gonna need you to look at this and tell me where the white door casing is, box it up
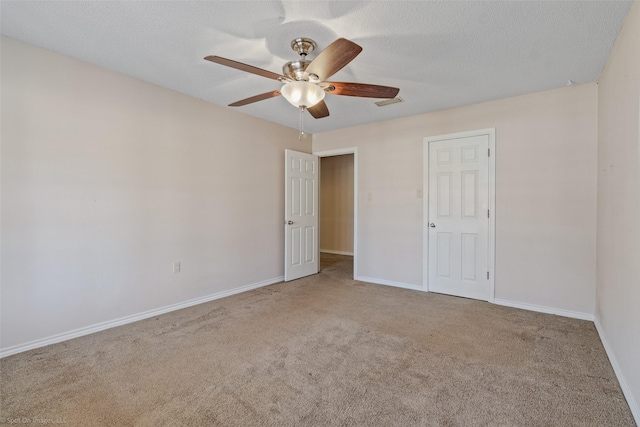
[423,129,495,301]
[285,149,319,281]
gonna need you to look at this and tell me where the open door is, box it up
[284,149,319,281]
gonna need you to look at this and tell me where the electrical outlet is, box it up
[173,262,181,273]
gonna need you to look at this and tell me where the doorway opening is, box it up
[315,148,358,278]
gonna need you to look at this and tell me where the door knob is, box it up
[429,223,436,228]
[287,220,294,225]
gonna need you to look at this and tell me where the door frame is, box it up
[313,147,358,278]
[422,129,496,302]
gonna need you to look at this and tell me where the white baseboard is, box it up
[0,276,284,359]
[594,316,640,425]
[355,276,423,292]
[320,249,354,256]
[493,299,594,321]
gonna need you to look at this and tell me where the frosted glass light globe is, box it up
[281,81,325,108]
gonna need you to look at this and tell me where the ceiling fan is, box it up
[204,37,400,120]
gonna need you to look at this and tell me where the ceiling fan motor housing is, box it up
[283,60,314,82]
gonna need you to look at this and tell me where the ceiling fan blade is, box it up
[306,38,363,82]
[307,100,330,119]
[228,90,281,107]
[204,55,284,81]
[327,82,399,98]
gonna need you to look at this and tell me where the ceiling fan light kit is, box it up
[204,37,399,137]
[280,81,325,108]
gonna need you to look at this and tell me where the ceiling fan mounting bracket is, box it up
[290,38,317,57]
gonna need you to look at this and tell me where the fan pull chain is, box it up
[299,106,305,140]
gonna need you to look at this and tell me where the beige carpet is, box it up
[1,254,635,426]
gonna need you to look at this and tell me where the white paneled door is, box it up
[426,133,491,300]
[284,149,319,281]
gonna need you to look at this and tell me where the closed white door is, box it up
[427,134,490,300]
[285,149,319,281]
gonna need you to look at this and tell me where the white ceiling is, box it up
[0,1,632,134]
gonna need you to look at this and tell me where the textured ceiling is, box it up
[0,1,633,133]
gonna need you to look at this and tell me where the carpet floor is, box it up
[1,254,635,426]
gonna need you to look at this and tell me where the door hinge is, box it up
[488,148,490,157]
[487,209,490,218]
[487,271,490,280]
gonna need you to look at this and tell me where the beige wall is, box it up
[313,83,598,316]
[596,0,640,419]
[3,21,638,418]
[0,37,310,352]
[320,154,354,255]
